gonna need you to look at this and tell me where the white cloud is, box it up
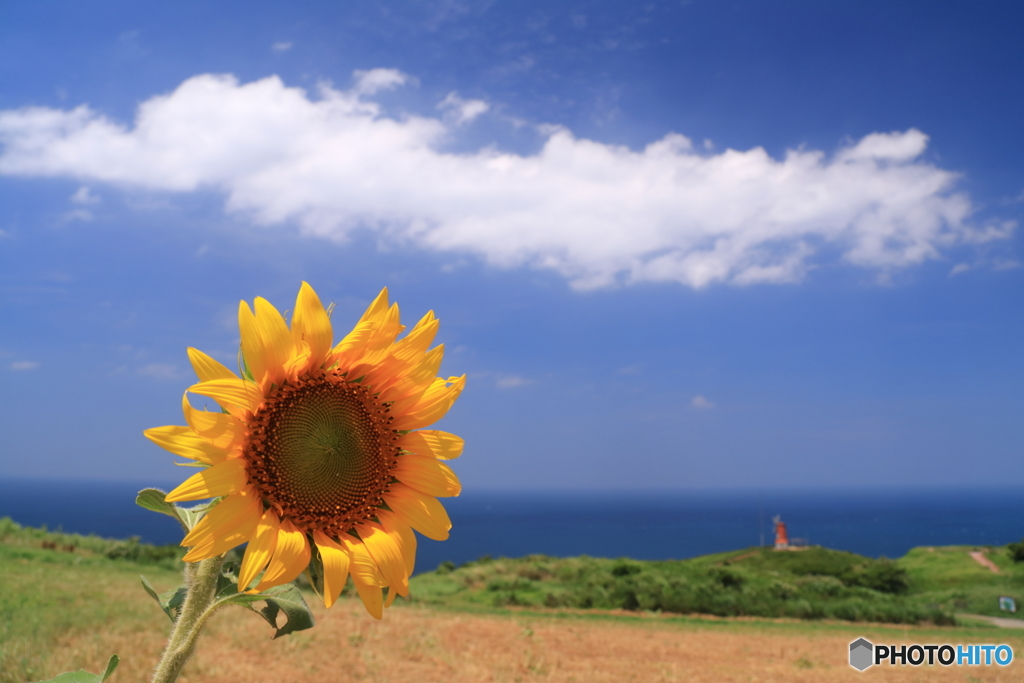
[949,263,970,276]
[271,42,292,53]
[496,375,532,388]
[70,185,99,204]
[10,361,40,370]
[0,71,1012,289]
[351,68,411,96]
[691,395,714,409]
[438,91,489,124]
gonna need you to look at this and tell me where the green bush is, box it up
[0,517,183,567]
[407,547,960,625]
[1008,539,1024,562]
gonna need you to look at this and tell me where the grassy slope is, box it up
[898,545,1024,618]
[0,541,182,683]
[408,544,1024,625]
[4,516,1024,681]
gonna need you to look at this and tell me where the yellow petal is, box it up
[239,298,294,387]
[187,348,238,382]
[378,509,417,577]
[165,457,248,502]
[254,519,311,592]
[312,530,351,609]
[358,288,391,326]
[358,304,404,359]
[399,430,464,460]
[238,509,281,591]
[357,522,409,596]
[291,282,333,371]
[333,301,404,373]
[352,352,405,393]
[181,393,245,451]
[378,345,444,402]
[187,378,261,418]
[391,374,465,431]
[384,484,452,541]
[341,535,385,619]
[330,289,389,364]
[144,425,231,465]
[181,491,260,561]
[394,454,461,497]
[391,312,438,364]
[253,296,293,384]
[238,301,267,386]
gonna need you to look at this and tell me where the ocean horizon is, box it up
[2,478,1023,575]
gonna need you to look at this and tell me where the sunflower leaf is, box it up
[259,584,316,639]
[135,488,179,520]
[173,503,207,531]
[216,557,242,597]
[216,583,315,638]
[135,488,203,531]
[34,655,119,682]
[141,575,187,622]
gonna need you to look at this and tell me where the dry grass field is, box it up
[46,598,1024,683]
[5,528,1022,683]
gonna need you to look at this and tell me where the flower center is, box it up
[244,371,399,536]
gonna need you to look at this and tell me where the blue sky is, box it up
[1,1,1022,490]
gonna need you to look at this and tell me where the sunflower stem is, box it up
[151,555,224,683]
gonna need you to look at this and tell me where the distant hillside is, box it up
[4,514,1022,626]
[409,544,1024,625]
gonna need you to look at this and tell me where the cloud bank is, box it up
[0,70,1010,288]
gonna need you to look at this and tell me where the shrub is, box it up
[1008,539,1024,562]
[103,537,182,564]
[707,567,745,588]
[845,558,909,594]
[611,560,642,577]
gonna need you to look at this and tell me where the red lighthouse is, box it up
[773,515,789,549]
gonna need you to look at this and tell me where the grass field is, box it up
[0,532,182,682]
[405,544,1024,625]
[4,519,1024,682]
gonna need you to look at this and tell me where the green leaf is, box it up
[260,584,316,638]
[135,488,179,521]
[135,488,209,531]
[35,655,119,683]
[218,584,315,638]
[140,575,165,615]
[174,503,208,531]
[140,575,187,622]
[215,556,242,597]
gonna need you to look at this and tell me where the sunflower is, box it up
[144,283,464,618]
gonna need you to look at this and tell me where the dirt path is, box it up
[54,600,1024,683]
[961,614,1024,629]
[970,550,1002,573]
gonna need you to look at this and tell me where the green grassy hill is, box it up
[3,514,1023,650]
[408,547,952,624]
[6,516,1024,683]
[408,543,1024,626]
[898,544,1024,618]
[0,518,185,683]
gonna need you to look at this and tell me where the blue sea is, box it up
[2,479,1023,575]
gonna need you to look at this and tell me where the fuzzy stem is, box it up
[151,556,224,683]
